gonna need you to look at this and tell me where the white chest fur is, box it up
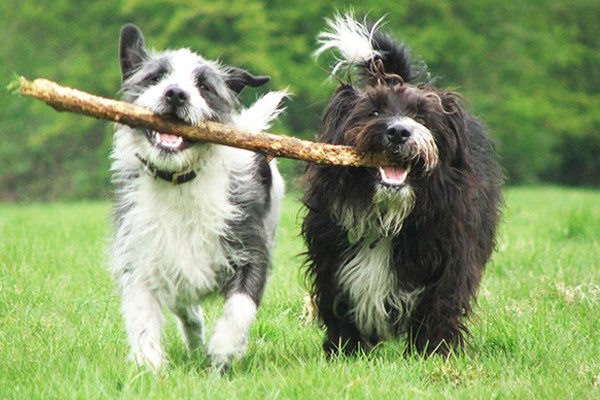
[337,236,422,339]
[110,147,252,306]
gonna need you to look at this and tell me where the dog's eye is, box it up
[199,83,212,93]
[370,110,380,117]
[146,70,166,85]
[196,77,213,94]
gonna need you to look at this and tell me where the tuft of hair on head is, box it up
[314,11,386,77]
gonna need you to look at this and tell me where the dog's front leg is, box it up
[407,294,466,357]
[119,273,165,370]
[319,293,373,357]
[206,291,259,370]
[207,262,266,370]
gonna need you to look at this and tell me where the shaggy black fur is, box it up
[302,22,503,357]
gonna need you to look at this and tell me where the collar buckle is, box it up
[135,153,197,185]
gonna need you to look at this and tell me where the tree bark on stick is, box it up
[16,77,395,167]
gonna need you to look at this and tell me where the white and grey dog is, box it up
[110,24,286,370]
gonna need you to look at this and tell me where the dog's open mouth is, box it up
[377,165,411,188]
[145,129,197,152]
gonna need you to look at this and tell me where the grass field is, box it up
[1,186,598,399]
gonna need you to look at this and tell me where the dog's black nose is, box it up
[386,123,412,145]
[164,85,189,107]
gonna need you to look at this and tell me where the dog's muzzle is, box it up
[164,85,190,108]
[374,121,416,188]
[386,121,412,149]
[375,118,438,189]
[140,85,203,152]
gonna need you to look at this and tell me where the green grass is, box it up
[1,187,598,399]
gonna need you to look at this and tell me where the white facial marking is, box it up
[388,116,438,171]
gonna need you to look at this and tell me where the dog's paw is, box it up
[128,347,166,372]
[323,335,372,358]
[206,331,248,371]
[206,351,235,373]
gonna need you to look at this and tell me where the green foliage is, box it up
[0,188,599,398]
[2,0,600,200]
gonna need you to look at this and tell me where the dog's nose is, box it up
[386,123,412,145]
[164,85,189,107]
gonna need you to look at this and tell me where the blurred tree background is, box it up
[1,0,599,200]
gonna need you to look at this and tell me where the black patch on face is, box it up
[140,59,169,87]
[120,56,173,103]
[194,65,237,118]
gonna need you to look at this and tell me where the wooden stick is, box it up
[15,77,393,167]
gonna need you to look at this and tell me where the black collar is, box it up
[135,154,197,185]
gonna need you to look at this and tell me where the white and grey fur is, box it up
[110,24,286,370]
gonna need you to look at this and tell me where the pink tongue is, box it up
[159,133,182,144]
[379,167,408,186]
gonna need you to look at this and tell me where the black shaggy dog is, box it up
[302,14,503,357]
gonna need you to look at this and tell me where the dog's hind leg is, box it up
[119,273,165,370]
[174,304,205,352]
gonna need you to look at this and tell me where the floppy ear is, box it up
[119,24,148,81]
[319,84,358,144]
[224,67,270,93]
[441,92,472,168]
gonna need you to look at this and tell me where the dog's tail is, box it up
[315,12,421,84]
[233,90,290,134]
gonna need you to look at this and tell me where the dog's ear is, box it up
[441,92,472,168]
[224,67,270,93]
[119,24,148,81]
[320,84,358,144]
